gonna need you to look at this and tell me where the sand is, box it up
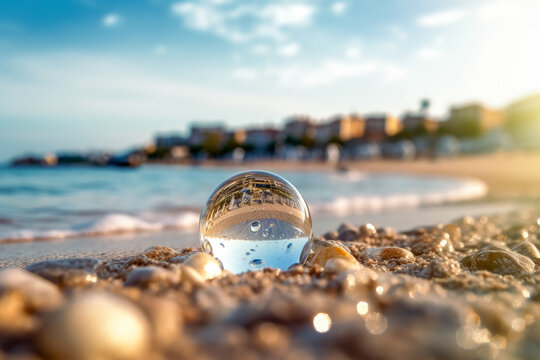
[202,151,540,200]
[1,211,539,359]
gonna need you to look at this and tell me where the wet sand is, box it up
[0,201,521,269]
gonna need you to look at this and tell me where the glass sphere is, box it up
[199,170,312,274]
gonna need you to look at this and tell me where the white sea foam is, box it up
[1,211,200,243]
[0,176,488,243]
[310,178,488,215]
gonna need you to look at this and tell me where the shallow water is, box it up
[0,165,487,242]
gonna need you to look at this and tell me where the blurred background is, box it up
[1,0,539,164]
[1,0,540,258]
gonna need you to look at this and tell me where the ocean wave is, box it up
[0,177,488,243]
[0,212,200,243]
[310,178,488,215]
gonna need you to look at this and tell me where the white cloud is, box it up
[270,60,380,87]
[416,48,439,60]
[417,9,467,27]
[331,2,347,15]
[345,44,361,59]
[261,4,315,27]
[171,1,316,43]
[232,68,258,81]
[278,43,300,57]
[102,13,121,27]
[382,64,407,82]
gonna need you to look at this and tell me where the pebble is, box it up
[441,224,463,248]
[363,247,414,261]
[510,242,540,263]
[0,268,62,311]
[169,255,190,264]
[124,266,180,288]
[359,223,378,237]
[39,292,151,360]
[137,296,182,348]
[26,258,102,288]
[324,257,361,273]
[461,246,535,276]
[180,265,205,286]
[308,243,358,268]
[143,245,178,261]
[184,252,223,280]
[337,223,360,241]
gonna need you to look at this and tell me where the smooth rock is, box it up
[461,246,535,275]
[137,296,182,348]
[184,252,222,280]
[324,257,361,273]
[308,243,357,268]
[359,223,378,237]
[338,223,360,242]
[363,247,414,261]
[26,258,102,288]
[124,266,180,288]
[0,269,62,311]
[39,292,151,360]
[180,265,205,286]
[143,245,178,261]
[511,242,540,263]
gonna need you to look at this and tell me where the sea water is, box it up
[199,171,313,273]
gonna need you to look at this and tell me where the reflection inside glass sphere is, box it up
[199,170,312,274]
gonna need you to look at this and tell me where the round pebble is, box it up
[184,252,222,280]
[39,292,151,360]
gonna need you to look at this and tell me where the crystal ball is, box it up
[199,170,312,274]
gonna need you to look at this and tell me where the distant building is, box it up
[363,114,400,142]
[401,112,438,133]
[189,124,227,146]
[280,115,316,142]
[155,134,188,148]
[315,114,364,144]
[244,128,280,149]
[448,103,503,135]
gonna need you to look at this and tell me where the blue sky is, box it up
[1,0,539,161]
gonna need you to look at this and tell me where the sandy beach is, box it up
[1,153,539,359]
[205,151,540,200]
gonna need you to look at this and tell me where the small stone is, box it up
[169,255,189,264]
[184,252,222,280]
[324,257,361,273]
[363,247,414,261]
[511,242,540,263]
[124,266,180,288]
[180,265,205,286]
[252,322,290,353]
[308,244,357,268]
[359,223,378,237]
[338,223,360,242]
[26,258,102,288]
[441,224,462,248]
[39,292,151,360]
[137,296,182,348]
[461,246,535,276]
[0,291,37,334]
[323,230,339,240]
[143,245,178,261]
[0,269,62,311]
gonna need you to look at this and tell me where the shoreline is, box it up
[185,151,540,200]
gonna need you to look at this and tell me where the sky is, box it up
[1,0,539,161]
